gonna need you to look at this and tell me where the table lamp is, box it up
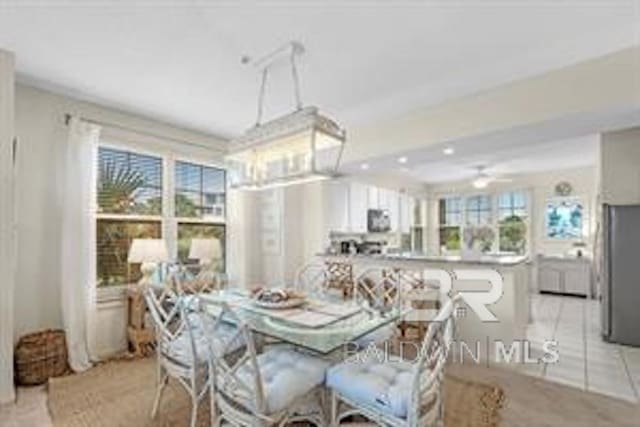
[128,238,169,287]
[188,238,222,271]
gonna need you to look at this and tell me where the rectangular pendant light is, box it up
[227,106,346,190]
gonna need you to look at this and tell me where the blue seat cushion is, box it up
[326,353,414,419]
[354,324,396,349]
[234,347,330,414]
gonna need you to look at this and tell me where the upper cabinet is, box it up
[324,180,349,232]
[399,193,412,233]
[324,180,425,235]
[349,182,368,232]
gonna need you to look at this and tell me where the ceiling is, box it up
[0,2,638,139]
[405,134,600,183]
[345,129,600,186]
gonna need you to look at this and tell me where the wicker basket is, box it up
[15,329,69,385]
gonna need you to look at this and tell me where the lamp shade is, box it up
[188,238,222,262]
[127,239,169,264]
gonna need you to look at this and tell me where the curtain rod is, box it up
[64,113,227,154]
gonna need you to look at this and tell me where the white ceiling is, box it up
[0,2,638,139]
[405,134,600,183]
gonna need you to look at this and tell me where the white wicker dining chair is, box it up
[144,287,214,427]
[208,301,330,427]
[352,266,404,349]
[327,297,458,427]
[295,261,356,300]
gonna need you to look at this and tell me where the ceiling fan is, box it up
[470,166,512,189]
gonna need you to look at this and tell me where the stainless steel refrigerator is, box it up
[602,204,640,346]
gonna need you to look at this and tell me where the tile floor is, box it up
[0,384,50,426]
[519,293,640,403]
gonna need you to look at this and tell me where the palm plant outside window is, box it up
[96,146,226,287]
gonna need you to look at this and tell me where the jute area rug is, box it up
[48,357,504,427]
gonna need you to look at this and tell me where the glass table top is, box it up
[198,289,403,355]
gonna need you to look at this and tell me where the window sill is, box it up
[96,285,129,303]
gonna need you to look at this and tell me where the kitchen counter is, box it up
[316,251,532,361]
[318,252,529,267]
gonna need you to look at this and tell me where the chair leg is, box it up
[190,392,198,427]
[209,378,216,427]
[330,391,338,427]
[150,373,168,419]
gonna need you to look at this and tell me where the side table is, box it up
[126,285,155,357]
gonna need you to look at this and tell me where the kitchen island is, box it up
[317,253,532,363]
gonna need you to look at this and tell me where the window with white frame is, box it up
[463,195,495,251]
[438,191,529,255]
[175,161,226,266]
[497,190,528,254]
[465,195,492,225]
[438,196,462,251]
[96,146,226,287]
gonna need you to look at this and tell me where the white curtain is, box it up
[60,117,101,372]
[0,49,15,404]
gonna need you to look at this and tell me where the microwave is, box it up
[367,209,391,233]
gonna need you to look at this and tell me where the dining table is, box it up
[198,288,406,355]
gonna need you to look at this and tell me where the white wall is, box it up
[13,84,227,350]
[232,182,328,288]
[600,127,640,204]
[426,166,599,257]
[0,48,15,404]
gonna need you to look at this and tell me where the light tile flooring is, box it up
[519,293,640,403]
[0,384,50,427]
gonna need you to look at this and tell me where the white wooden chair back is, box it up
[294,262,329,296]
[145,288,202,374]
[205,301,268,418]
[354,267,403,312]
[408,297,456,426]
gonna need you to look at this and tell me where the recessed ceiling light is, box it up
[443,147,455,155]
[398,156,408,164]
[360,163,370,170]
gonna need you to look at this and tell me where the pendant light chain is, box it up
[290,47,303,111]
[255,67,269,127]
[254,41,304,126]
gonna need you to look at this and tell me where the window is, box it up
[97,219,161,286]
[465,195,492,225]
[437,191,529,255]
[175,161,226,271]
[497,191,528,254]
[410,198,425,253]
[98,148,163,215]
[96,147,163,286]
[96,146,227,287]
[438,197,462,251]
[177,223,226,264]
[175,161,226,220]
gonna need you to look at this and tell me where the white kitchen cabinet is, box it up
[537,256,592,297]
[324,181,349,232]
[348,182,368,232]
[538,265,562,293]
[367,186,379,209]
[382,189,399,231]
[399,194,412,233]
